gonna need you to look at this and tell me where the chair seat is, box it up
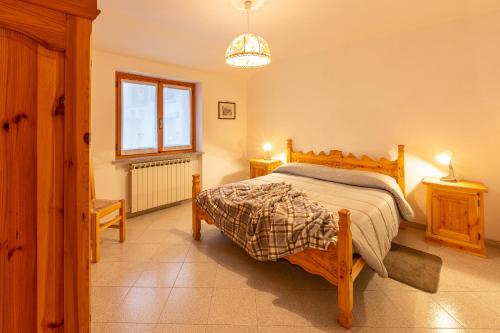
[91,199,121,213]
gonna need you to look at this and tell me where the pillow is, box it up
[273,162,415,221]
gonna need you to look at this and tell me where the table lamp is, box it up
[436,150,457,182]
[263,142,272,160]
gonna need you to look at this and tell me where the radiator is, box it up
[130,158,193,213]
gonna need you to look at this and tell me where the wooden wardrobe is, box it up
[0,1,98,332]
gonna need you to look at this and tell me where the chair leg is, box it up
[119,199,126,242]
[91,214,100,263]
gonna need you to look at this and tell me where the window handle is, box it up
[159,119,163,129]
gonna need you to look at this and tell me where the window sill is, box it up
[112,151,204,165]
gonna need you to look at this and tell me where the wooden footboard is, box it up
[191,174,363,329]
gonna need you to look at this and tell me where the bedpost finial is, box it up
[396,146,405,195]
[338,209,352,230]
[287,139,292,149]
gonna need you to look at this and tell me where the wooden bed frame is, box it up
[191,139,405,328]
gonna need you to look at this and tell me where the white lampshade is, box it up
[263,142,272,152]
[436,150,457,182]
[225,33,271,68]
[436,150,453,165]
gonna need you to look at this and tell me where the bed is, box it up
[191,139,410,328]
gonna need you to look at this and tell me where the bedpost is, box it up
[192,174,201,240]
[337,209,353,328]
[397,144,405,195]
[286,139,292,163]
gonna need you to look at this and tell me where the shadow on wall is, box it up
[404,152,447,223]
[220,170,249,185]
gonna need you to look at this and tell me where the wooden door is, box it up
[431,189,480,245]
[0,27,65,332]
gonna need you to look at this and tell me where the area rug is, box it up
[383,243,443,293]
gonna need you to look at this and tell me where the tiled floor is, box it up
[92,201,500,333]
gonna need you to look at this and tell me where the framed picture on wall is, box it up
[218,101,236,119]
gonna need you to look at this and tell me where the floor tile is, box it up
[469,291,500,315]
[208,288,257,325]
[135,263,182,287]
[433,292,500,328]
[91,322,107,333]
[152,244,190,263]
[108,287,171,323]
[159,288,213,324]
[214,263,256,289]
[103,323,156,332]
[163,229,193,245]
[174,263,218,287]
[134,229,175,243]
[299,290,341,327]
[207,325,258,333]
[185,244,220,263]
[93,261,152,287]
[384,291,462,328]
[100,242,160,262]
[91,286,129,322]
[154,324,207,333]
[256,290,310,326]
[352,291,410,327]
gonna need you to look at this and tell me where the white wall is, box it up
[91,50,248,207]
[247,12,500,240]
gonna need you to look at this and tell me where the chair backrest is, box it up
[90,157,96,201]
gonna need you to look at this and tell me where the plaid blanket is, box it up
[196,182,338,261]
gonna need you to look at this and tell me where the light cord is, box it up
[245,0,252,32]
[246,7,250,32]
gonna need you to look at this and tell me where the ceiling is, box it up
[93,0,500,75]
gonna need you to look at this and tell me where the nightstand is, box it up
[249,159,282,178]
[422,177,488,257]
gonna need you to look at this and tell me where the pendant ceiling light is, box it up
[226,0,271,68]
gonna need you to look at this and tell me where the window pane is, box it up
[121,81,157,152]
[163,86,191,149]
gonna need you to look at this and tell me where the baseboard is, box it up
[126,199,189,218]
[486,238,500,247]
[401,221,426,230]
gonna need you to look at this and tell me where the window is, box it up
[116,72,196,158]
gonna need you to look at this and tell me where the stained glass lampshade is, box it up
[225,33,271,68]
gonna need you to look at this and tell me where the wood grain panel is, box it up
[0,28,38,333]
[0,0,66,51]
[287,139,406,194]
[36,45,65,332]
[64,15,92,333]
[22,0,99,20]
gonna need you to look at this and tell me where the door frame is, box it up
[0,1,98,331]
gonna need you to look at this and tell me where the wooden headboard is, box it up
[286,139,406,194]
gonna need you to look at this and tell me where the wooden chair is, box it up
[90,161,126,263]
